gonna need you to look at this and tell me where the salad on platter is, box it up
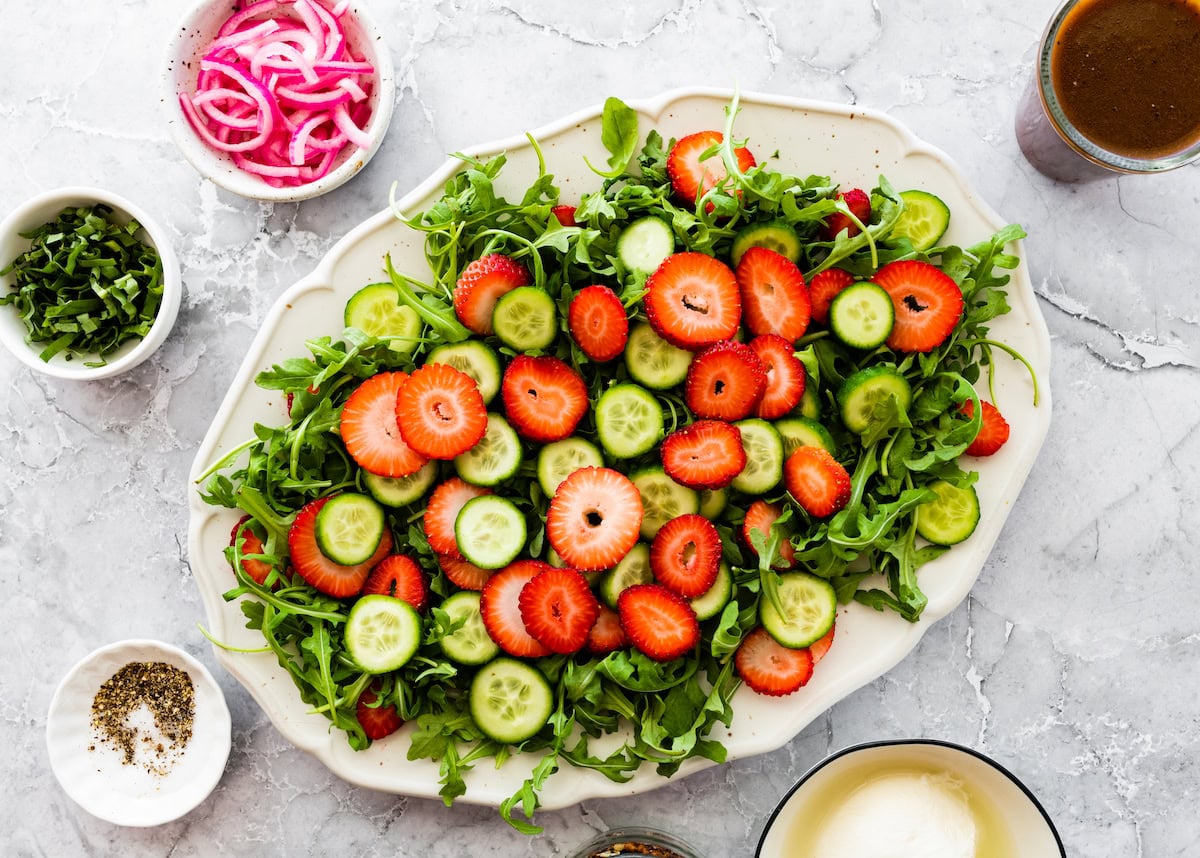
[196,94,1037,832]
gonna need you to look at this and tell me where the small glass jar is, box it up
[569,826,702,858]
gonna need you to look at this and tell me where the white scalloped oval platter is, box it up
[187,87,1052,810]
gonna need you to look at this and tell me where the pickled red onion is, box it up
[180,0,376,188]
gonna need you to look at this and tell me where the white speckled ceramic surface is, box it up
[4,1,1199,855]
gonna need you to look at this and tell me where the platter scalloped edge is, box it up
[186,87,1053,810]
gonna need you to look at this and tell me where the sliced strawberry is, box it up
[684,339,767,421]
[479,560,553,658]
[501,354,589,443]
[872,260,964,353]
[453,254,531,335]
[643,253,741,351]
[734,246,811,343]
[961,399,1011,457]
[617,583,700,662]
[551,204,578,227]
[820,188,872,241]
[660,419,747,490]
[749,334,806,419]
[438,553,492,591]
[586,604,627,655]
[808,622,835,666]
[666,130,756,208]
[735,626,814,696]
[395,363,488,459]
[568,285,629,363]
[808,268,856,326]
[288,496,394,597]
[423,478,491,559]
[546,467,643,572]
[784,446,852,518]
[741,499,796,569]
[518,566,601,655]
[229,516,274,586]
[340,372,430,478]
[363,554,428,611]
[649,513,721,598]
[356,683,403,740]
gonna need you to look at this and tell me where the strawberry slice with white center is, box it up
[649,513,721,598]
[288,496,394,597]
[395,363,488,459]
[340,372,430,478]
[617,583,700,662]
[871,260,964,353]
[517,566,601,654]
[666,130,756,208]
[660,419,747,490]
[546,467,643,571]
[501,354,589,443]
[684,339,767,421]
[734,246,811,343]
[479,560,553,658]
[784,446,852,518]
[735,626,815,696]
[643,253,742,351]
[453,254,530,335]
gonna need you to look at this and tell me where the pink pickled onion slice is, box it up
[216,0,284,37]
[207,19,281,54]
[336,77,366,102]
[332,101,372,148]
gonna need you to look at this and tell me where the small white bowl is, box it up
[756,739,1065,857]
[162,0,396,202]
[0,187,182,380]
[46,639,232,827]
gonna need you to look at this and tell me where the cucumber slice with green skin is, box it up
[775,417,836,456]
[595,383,664,458]
[362,460,438,508]
[892,190,951,252]
[537,437,604,497]
[759,572,837,649]
[599,543,653,609]
[454,495,527,569]
[492,285,558,352]
[731,418,784,495]
[829,281,895,350]
[454,413,522,487]
[345,595,422,673]
[314,492,386,565]
[837,365,913,434]
[729,219,802,267]
[915,480,980,545]
[427,341,502,405]
[698,487,728,520]
[344,283,422,354]
[617,216,674,276]
[631,467,699,540]
[625,322,693,391]
[799,386,821,420]
[469,657,554,745]
[438,591,500,665]
[690,561,733,621]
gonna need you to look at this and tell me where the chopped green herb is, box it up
[0,204,164,365]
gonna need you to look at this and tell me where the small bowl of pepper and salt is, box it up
[0,186,181,380]
[45,639,231,827]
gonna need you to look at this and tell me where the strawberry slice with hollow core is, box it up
[871,260,964,353]
[660,419,747,491]
[501,354,590,443]
[644,252,742,351]
[649,513,722,598]
[684,339,767,421]
[395,362,488,459]
[546,467,643,572]
[735,246,811,343]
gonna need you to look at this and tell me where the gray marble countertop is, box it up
[3,1,1197,855]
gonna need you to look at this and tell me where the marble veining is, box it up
[2,0,1199,855]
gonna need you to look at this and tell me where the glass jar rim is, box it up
[1036,0,1200,174]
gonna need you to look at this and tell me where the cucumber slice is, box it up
[438,591,500,665]
[625,322,693,391]
[617,216,674,276]
[775,417,836,456]
[455,495,526,569]
[469,657,554,745]
[344,283,422,354]
[892,190,951,252]
[690,561,733,621]
[537,437,604,497]
[427,341,502,405]
[492,285,557,352]
[915,480,980,545]
[599,543,653,609]
[454,413,522,487]
[731,418,784,495]
[362,460,438,508]
[314,493,386,565]
[759,572,837,649]
[799,385,821,420]
[829,281,895,350]
[595,383,664,458]
[729,219,802,267]
[345,595,422,673]
[698,487,728,520]
[631,467,699,540]
[837,365,912,434]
